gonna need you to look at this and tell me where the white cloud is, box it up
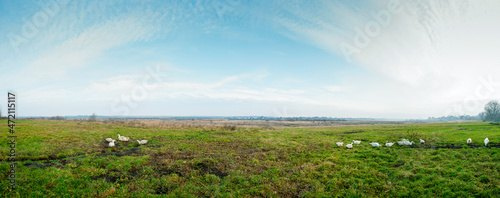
[268,0,500,116]
[324,85,345,92]
[23,15,160,82]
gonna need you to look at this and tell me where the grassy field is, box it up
[1,119,499,197]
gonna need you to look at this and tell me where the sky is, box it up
[1,0,500,119]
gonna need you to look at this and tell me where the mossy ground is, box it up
[1,120,499,197]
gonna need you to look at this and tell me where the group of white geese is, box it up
[104,135,491,149]
[105,134,148,147]
[338,137,490,149]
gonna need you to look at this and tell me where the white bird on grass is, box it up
[484,138,489,146]
[137,140,148,145]
[352,140,361,145]
[398,139,409,145]
[467,138,472,144]
[118,134,130,142]
[386,141,394,147]
[106,138,114,142]
[420,139,425,144]
[370,142,382,147]
[109,140,116,147]
[346,143,353,149]
[336,142,344,147]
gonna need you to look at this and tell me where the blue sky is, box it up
[1,0,500,119]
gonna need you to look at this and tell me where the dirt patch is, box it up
[98,147,141,157]
[24,161,57,169]
[92,169,142,183]
[393,162,405,168]
[193,162,228,178]
[423,143,500,150]
[155,187,169,194]
[92,175,119,183]
[343,130,365,134]
[156,167,184,177]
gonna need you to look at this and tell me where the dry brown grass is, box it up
[97,119,239,131]
[91,119,406,130]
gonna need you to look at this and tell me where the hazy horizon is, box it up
[2,0,500,119]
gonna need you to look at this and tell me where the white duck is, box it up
[370,142,382,147]
[109,140,116,147]
[467,138,472,144]
[403,141,415,146]
[484,138,489,146]
[118,134,130,142]
[352,140,361,145]
[336,142,344,147]
[420,139,425,144]
[106,138,114,142]
[137,140,148,145]
[386,141,394,147]
[346,143,353,149]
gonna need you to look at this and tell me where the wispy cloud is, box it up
[267,0,500,115]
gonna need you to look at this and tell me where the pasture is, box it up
[1,120,499,197]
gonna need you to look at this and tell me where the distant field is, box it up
[1,120,499,197]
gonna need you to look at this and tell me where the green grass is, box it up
[1,120,499,197]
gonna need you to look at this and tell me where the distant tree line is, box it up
[427,115,480,121]
[48,116,66,120]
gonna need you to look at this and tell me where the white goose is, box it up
[467,138,472,144]
[118,134,130,142]
[106,138,114,142]
[403,141,415,146]
[137,140,148,145]
[346,143,353,149]
[352,140,361,145]
[109,140,116,147]
[336,142,344,147]
[398,139,408,145]
[484,138,489,146]
[370,142,382,147]
[385,141,394,147]
[420,139,425,144]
